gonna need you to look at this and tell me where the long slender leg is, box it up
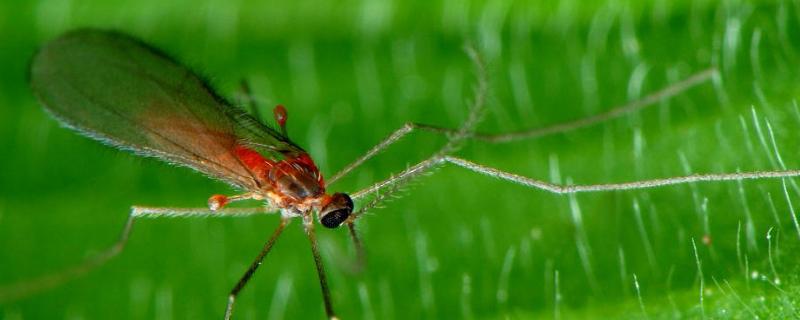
[350,154,800,216]
[345,221,365,273]
[328,68,717,185]
[224,218,289,320]
[475,68,717,142]
[0,213,135,302]
[442,156,800,194]
[351,156,442,201]
[303,214,338,320]
[327,46,486,185]
[0,206,275,302]
[135,205,275,218]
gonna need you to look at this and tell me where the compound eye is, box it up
[319,193,353,228]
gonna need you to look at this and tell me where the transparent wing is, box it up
[30,29,305,190]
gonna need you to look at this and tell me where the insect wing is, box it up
[30,29,304,190]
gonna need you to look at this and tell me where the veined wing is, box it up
[30,29,304,190]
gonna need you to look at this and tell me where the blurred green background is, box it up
[2,0,800,319]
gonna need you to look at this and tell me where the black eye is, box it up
[319,193,353,228]
[320,208,350,228]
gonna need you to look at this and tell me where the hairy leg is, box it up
[344,221,365,273]
[0,206,275,302]
[351,155,800,215]
[225,217,288,320]
[328,68,717,185]
[303,214,338,319]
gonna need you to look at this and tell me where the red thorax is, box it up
[234,144,325,205]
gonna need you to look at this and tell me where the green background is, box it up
[2,0,800,318]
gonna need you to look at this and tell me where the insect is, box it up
[5,28,800,319]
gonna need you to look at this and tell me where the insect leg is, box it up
[0,206,274,302]
[441,156,800,193]
[344,221,365,273]
[351,156,442,202]
[326,122,420,184]
[328,68,716,185]
[224,218,289,320]
[467,68,717,143]
[0,213,135,302]
[208,193,261,211]
[328,46,487,185]
[302,214,338,320]
[350,155,800,216]
[134,206,276,217]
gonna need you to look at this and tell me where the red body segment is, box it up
[233,144,325,207]
[234,145,274,180]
